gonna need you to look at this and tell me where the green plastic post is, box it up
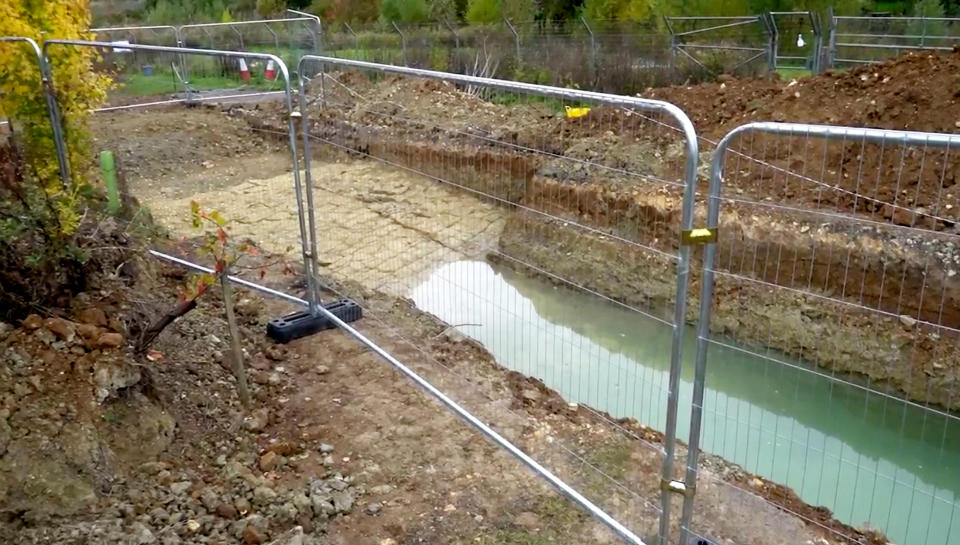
[100,150,120,215]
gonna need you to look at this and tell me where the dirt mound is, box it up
[646,49,960,140]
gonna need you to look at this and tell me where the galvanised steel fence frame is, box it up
[663,15,773,75]
[0,36,70,188]
[827,14,960,67]
[296,55,700,545]
[40,39,314,306]
[686,122,960,545]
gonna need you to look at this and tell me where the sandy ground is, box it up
[144,160,505,297]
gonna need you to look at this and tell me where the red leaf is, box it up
[214,261,224,274]
[217,228,227,244]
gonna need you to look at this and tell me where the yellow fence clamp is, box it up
[565,106,591,118]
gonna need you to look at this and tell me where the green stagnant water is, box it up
[410,260,960,545]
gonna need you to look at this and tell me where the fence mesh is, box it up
[832,16,960,66]
[294,57,710,543]
[689,124,960,545]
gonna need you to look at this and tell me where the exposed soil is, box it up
[12,50,960,545]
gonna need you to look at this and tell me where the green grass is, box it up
[776,67,813,80]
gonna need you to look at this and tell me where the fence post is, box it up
[826,7,837,69]
[808,10,821,74]
[504,17,521,63]
[763,12,779,72]
[580,16,597,83]
[391,21,408,65]
[343,22,361,57]
[262,22,280,51]
[664,16,678,75]
[231,26,244,49]
[441,17,460,50]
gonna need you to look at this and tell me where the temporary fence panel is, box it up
[41,39,310,301]
[684,122,960,545]
[293,55,714,545]
[177,18,320,87]
[0,36,69,188]
[664,15,772,78]
[829,15,960,66]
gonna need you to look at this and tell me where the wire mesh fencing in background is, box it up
[663,16,772,79]
[829,15,960,66]
[685,122,960,545]
[768,11,824,74]
[295,56,711,545]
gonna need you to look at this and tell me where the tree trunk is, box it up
[220,270,251,408]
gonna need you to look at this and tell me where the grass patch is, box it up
[589,441,632,481]
[776,67,813,80]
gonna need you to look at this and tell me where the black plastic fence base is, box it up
[266,299,362,344]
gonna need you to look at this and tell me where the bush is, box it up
[0,1,112,318]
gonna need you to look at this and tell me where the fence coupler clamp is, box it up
[681,227,717,246]
[661,478,695,496]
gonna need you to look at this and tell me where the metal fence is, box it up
[828,14,960,66]
[89,17,319,104]
[0,37,69,187]
[295,55,702,545]
[687,122,960,545]
[11,32,960,545]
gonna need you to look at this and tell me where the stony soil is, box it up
[13,54,960,545]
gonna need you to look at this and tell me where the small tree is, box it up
[189,202,253,408]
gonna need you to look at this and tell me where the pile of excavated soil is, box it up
[645,49,960,140]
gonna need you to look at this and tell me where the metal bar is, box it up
[179,17,316,30]
[835,42,955,51]
[391,21,407,65]
[92,91,285,112]
[43,39,318,314]
[0,37,70,190]
[580,16,596,82]
[343,23,360,53]
[671,18,762,37]
[147,249,649,545]
[834,32,960,40]
[827,6,837,70]
[835,15,960,22]
[297,54,700,545]
[666,16,762,21]
[678,44,767,52]
[440,17,460,50]
[262,22,280,51]
[678,121,960,545]
[726,49,768,72]
[230,26,244,50]
[503,17,521,62]
[91,24,179,33]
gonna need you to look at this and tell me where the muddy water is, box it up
[411,260,960,545]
